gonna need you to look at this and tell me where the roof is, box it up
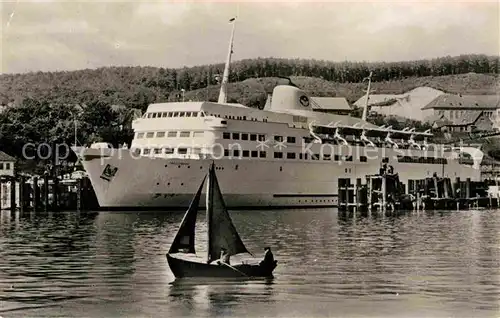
[0,151,15,162]
[310,97,351,111]
[422,94,500,110]
[427,113,452,128]
[440,110,491,127]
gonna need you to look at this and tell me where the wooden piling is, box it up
[52,177,59,212]
[10,179,16,212]
[43,174,49,212]
[33,177,40,211]
[19,176,25,212]
[466,178,471,200]
[77,178,83,211]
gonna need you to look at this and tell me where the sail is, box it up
[168,175,206,254]
[206,164,250,263]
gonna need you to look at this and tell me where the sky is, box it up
[1,0,499,74]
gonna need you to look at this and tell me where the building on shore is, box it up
[0,151,17,210]
[0,151,15,177]
[310,97,352,116]
[422,94,500,124]
[433,110,495,132]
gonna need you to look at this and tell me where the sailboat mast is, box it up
[361,71,373,121]
[217,17,236,104]
[206,164,214,263]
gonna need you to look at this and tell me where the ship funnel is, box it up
[268,85,313,112]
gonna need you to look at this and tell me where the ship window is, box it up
[243,150,250,157]
[232,133,240,140]
[233,150,240,157]
[136,132,144,139]
[274,152,283,159]
[345,156,353,161]
[0,163,3,169]
[251,150,258,158]
[177,148,188,154]
[185,112,192,117]
[221,120,227,124]
[223,132,231,139]
[274,136,283,142]
[156,132,165,138]
[323,154,331,160]
[287,136,296,143]
[224,149,230,157]
[258,134,266,141]
[241,133,248,140]
[146,132,154,138]
[179,131,190,138]
[152,113,157,118]
[250,134,257,141]
[193,131,204,137]
[200,112,205,117]
[167,112,173,117]
[243,116,247,120]
[162,112,168,117]
[259,151,266,158]
[143,149,150,155]
[299,153,303,159]
[173,112,179,117]
[360,156,367,162]
[179,112,186,117]
[287,152,296,159]
[334,155,340,161]
[154,148,161,154]
[147,113,152,118]
[133,148,141,155]
[167,131,177,137]
[164,147,174,154]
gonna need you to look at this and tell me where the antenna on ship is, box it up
[217,16,237,104]
[361,71,373,121]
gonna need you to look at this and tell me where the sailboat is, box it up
[166,163,278,278]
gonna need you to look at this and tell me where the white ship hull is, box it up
[77,147,481,209]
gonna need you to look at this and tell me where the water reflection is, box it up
[0,209,499,317]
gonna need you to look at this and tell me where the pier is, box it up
[0,174,98,212]
[338,174,498,215]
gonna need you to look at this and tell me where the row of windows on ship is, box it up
[134,130,431,151]
[134,147,448,164]
[135,131,294,143]
[143,110,281,123]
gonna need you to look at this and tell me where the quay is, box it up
[338,173,499,215]
[0,174,98,212]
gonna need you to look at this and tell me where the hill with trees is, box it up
[0,54,498,174]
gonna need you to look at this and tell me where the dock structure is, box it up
[338,173,497,214]
[0,174,98,212]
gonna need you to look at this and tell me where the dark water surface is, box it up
[0,209,499,317]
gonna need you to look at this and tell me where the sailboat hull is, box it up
[166,254,277,279]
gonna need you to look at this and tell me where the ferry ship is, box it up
[74,19,484,209]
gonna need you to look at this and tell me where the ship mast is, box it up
[217,17,237,104]
[361,71,373,121]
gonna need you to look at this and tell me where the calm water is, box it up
[0,209,499,317]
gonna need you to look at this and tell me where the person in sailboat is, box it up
[259,247,276,269]
[217,247,231,265]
